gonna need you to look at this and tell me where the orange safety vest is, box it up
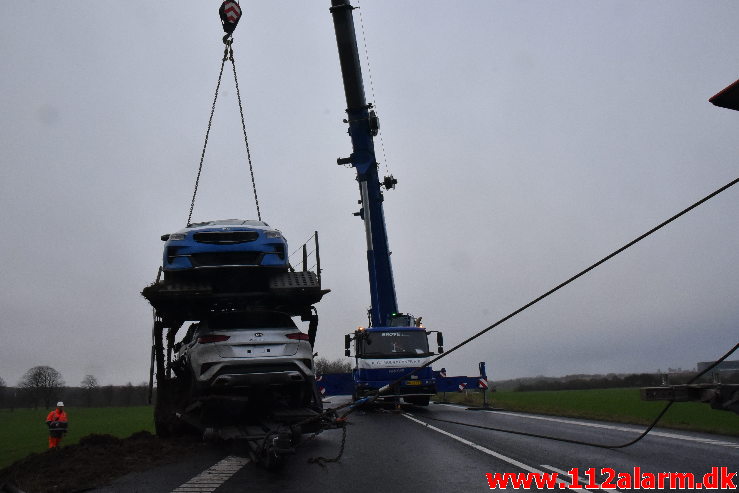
[46,409,68,438]
[46,409,68,424]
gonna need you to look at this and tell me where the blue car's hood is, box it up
[174,219,273,235]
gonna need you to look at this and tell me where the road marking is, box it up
[434,404,739,449]
[403,413,589,492]
[542,464,622,492]
[171,455,249,493]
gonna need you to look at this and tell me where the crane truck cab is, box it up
[345,314,444,406]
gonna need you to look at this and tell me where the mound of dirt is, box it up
[0,432,203,493]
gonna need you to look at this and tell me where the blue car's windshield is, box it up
[188,219,268,228]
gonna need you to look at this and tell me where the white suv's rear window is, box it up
[203,312,296,330]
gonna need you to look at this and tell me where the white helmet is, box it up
[57,401,64,407]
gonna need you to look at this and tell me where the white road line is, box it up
[403,413,589,492]
[171,456,249,493]
[541,464,622,493]
[434,404,739,449]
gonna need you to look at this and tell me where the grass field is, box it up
[0,406,154,470]
[437,388,739,436]
[2,392,737,471]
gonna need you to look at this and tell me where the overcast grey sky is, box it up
[1,1,737,387]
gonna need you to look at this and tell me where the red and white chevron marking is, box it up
[458,382,467,392]
[316,375,325,395]
[478,378,488,390]
[222,1,241,23]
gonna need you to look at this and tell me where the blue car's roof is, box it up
[182,219,271,231]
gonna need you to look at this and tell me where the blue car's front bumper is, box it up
[162,230,287,272]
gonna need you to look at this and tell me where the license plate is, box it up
[405,380,421,386]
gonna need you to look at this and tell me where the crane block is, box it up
[219,1,242,35]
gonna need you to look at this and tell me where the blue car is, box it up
[160,219,288,284]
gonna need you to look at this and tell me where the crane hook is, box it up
[219,0,242,37]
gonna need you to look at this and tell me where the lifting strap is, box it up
[187,31,262,226]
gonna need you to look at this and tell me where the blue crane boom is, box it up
[329,0,443,406]
[330,0,398,327]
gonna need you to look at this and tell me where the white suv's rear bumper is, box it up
[195,357,314,392]
[211,370,306,388]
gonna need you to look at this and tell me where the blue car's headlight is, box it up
[264,230,282,239]
[169,233,186,241]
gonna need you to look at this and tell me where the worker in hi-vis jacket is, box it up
[46,401,68,448]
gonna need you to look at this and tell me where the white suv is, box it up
[174,311,320,411]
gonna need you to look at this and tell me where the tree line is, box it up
[514,373,663,392]
[510,370,738,392]
[0,359,354,410]
[314,357,352,375]
[0,366,149,410]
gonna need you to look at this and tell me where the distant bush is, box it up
[315,357,352,374]
[515,373,662,392]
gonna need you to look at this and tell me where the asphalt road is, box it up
[94,397,739,492]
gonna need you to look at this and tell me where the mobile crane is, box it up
[330,0,444,405]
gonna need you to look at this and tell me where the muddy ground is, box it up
[0,432,205,493]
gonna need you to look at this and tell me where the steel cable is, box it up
[187,44,229,226]
[300,178,738,466]
[229,44,262,221]
[378,176,739,397]
[288,233,317,260]
[410,340,738,449]
[337,176,739,439]
[187,37,262,225]
[355,0,391,179]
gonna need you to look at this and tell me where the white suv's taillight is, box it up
[197,334,230,344]
[286,332,309,341]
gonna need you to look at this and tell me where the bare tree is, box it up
[0,376,5,408]
[81,374,99,407]
[314,357,352,375]
[18,366,65,409]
